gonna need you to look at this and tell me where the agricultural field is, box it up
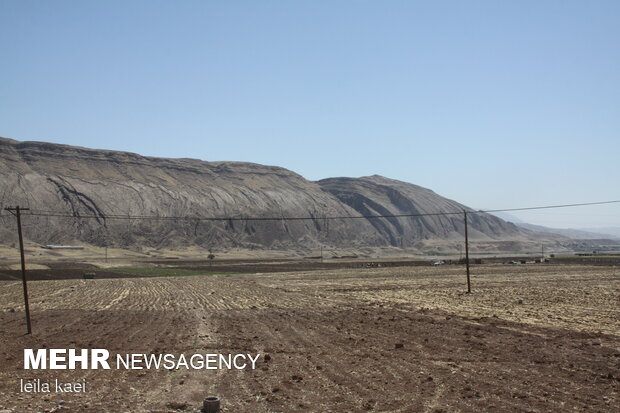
[0,263,619,412]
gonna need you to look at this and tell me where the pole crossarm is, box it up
[5,206,30,216]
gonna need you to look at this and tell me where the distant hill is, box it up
[488,211,620,241]
[487,211,525,224]
[577,227,620,239]
[0,137,551,252]
[515,223,620,240]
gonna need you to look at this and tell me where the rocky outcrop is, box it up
[0,137,527,250]
[318,176,522,246]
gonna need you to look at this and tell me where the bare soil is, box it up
[0,264,619,412]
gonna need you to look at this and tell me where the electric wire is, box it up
[2,199,619,222]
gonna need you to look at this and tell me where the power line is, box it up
[8,199,620,222]
[480,200,620,213]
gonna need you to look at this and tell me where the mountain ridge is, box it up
[1,137,546,252]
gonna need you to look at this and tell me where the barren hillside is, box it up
[0,137,532,251]
[319,175,521,245]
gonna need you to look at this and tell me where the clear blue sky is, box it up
[1,0,619,228]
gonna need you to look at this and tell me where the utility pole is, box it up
[5,206,32,334]
[464,210,471,294]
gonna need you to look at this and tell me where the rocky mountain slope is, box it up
[0,137,531,251]
[318,176,521,246]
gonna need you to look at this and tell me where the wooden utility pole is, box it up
[464,210,471,294]
[5,206,32,334]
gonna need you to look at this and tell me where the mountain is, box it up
[0,137,536,252]
[489,210,620,241]
[577,227,620,240]
[318,176,522,246]
[515,223,620,240]
[487,211,526,224]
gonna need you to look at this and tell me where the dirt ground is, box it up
[0,264,619,412]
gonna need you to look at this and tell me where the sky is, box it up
[1,0,619,228]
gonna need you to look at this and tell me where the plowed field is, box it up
[1,264,619,412]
